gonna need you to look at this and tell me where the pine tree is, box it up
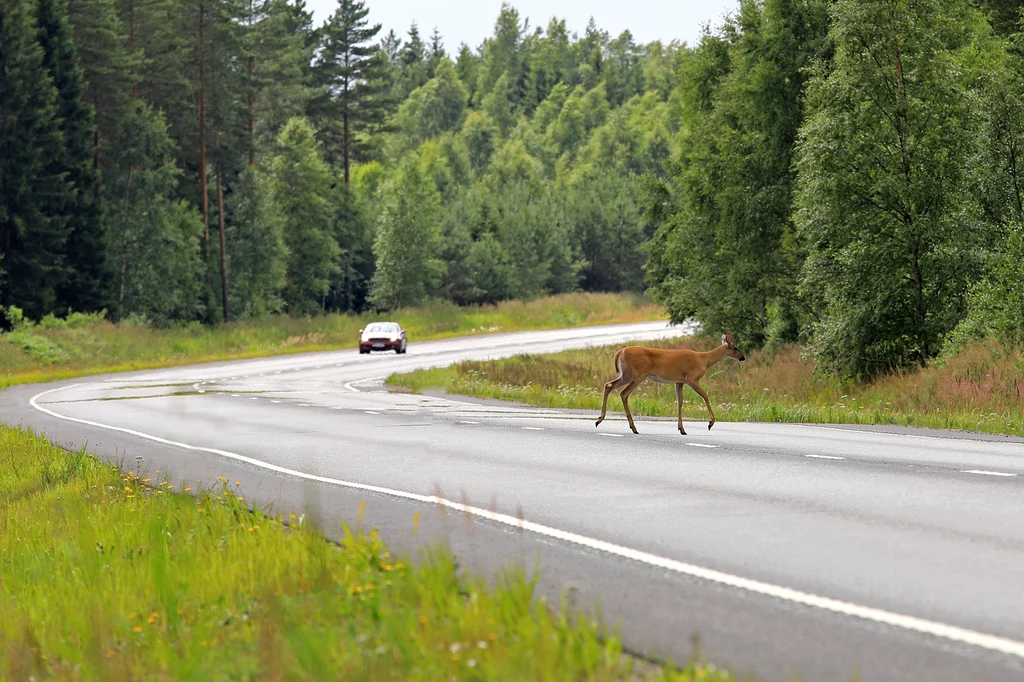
[310,0,388,182]
[37,0,112,314]
[0,0,70,322]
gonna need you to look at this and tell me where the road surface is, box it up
[3,321,1024,681]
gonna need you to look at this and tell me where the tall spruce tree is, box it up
[0,0,70,322]
[37,0,112,314]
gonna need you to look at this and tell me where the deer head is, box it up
[721,333,746,362]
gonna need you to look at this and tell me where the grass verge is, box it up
[387,336,1024,437]
[0,292,663,390]
[0,425,730,680]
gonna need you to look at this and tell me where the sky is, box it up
[304,0,738,52]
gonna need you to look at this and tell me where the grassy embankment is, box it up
[0,426,729,680]
[389,336,1024,437]
[0,292,662,390]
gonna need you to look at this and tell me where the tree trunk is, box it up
[248,57,255,166]
[343,109,350,185]
[198,0,209,241]
[217,167,229,321]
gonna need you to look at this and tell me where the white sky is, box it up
[305,0,738,52]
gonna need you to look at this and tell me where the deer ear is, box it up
[725,333,732,344]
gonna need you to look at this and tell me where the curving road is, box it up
[3,320,1024,682]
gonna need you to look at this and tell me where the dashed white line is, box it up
[230,394,239,398]
[249,397,259,401]
[458,420,480,425]
[365,410,380,415]
[522,426,544,431]
[686,443,719,449]
[28,382,1024,662]
[806,454,845,460]
[269,400,281,404]
[962,470,1017,478]
[599,433,624,438]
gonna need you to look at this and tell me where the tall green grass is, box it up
[0,293,663,389]
[388,337,1024,436]
[0,425,730,681]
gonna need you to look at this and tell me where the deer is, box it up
[595,334,746,435]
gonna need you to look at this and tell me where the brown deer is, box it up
[595,333,746,435]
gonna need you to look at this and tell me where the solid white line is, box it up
[806,454,845,460]
[27,384,1024,661]
[962,470,1017,478]
[599,433,624,438]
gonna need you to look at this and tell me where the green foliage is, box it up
[270,118,340,316]
[369,156,444,310]
[796,0,994,377]
[0,0,70,322]
[105,101,204,326]
[646,0,828,352]
[227,166,287,318]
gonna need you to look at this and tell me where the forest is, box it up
[2,0,1023,378]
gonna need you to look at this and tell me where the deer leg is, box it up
[596,372,630,427]
[675,382,687,435]
[688,381,715,430]
[620,378,645,434]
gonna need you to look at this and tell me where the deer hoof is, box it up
[595,419,601,427]
[679,429,687,436]
[708,422,714,431]
[630,427,639,435]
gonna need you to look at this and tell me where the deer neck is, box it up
[700,344,730,371]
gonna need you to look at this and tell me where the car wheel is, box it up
[401,340,408,354]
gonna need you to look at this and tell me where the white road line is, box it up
[249,397,259,401]
[962,470,1017,478]
[343,376,386,393]
[275,371,282,374]
[230,395,239,398]
[522,426,544,431]
[686,443,719,449]
[458,420,480,425]
[806,454,845,460]
[365,411,380,415]
[27,382,1024,662]
[269,400,281,404]
[599,433,625,438]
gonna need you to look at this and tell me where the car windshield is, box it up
[366,323,398,333]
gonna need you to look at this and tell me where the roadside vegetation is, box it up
[0,293,661,389]
[389,335,1024,437]
[0,425,729,681]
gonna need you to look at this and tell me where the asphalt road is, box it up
[4,320,1024,682]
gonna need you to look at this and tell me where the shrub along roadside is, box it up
[0,293,662,390]
[387,337,1024,437]
[0,425,730,681]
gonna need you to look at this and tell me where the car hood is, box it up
[361,332,398,341]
